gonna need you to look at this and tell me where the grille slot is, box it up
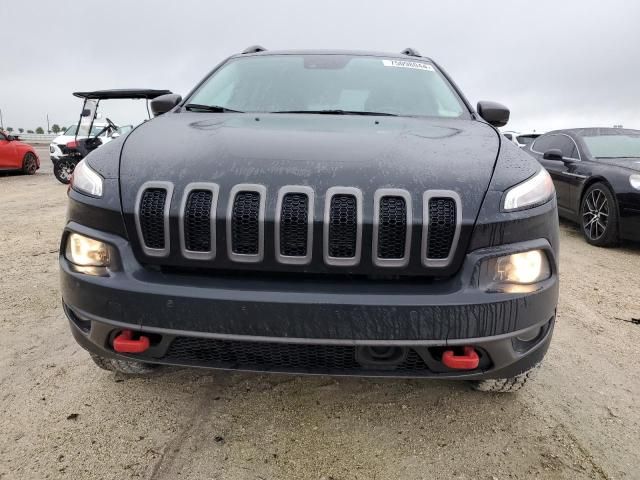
[427,198,456,259]
[184,191,213,252]
[328,195,357,257]
[139,188,167,250]
[232,192,260,254]
[378,196,407,259]
[280,193,309,257]
[165,337,430,375]
[227,184,266,262]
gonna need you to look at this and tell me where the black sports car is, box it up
[60,47,560,392]
[524,128,640,246]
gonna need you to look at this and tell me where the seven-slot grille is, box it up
[184,190,213,252]
[135,185,460,268]
[279,193,309,257]
[427,197,457,259]
[231,191,261,255]
[139,188,167,249]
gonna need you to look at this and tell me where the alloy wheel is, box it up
[582,188,609,241]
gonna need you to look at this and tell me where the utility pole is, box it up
[46,114,50,134]
[0,108,4,130]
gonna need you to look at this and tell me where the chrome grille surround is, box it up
[275,186,314,265]
[421,190,462,268]
[134,181,174,257]
[323,186,363,267]
[372,188,412,268]
[226,184,266,263]
[179,182,219,260]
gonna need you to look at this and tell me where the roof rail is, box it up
[242,45,267,54]
[400,47,421,57]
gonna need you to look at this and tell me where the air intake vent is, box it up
[324,187,362,266]
[422,191,461,267]
[227,184,266,262]
[280,193,308,256]
[140,188,167,249]
[184,191,213,252]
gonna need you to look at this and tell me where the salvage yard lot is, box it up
[1,146,639,480]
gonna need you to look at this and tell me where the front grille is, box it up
[231,191,261,255]
[139,188,167,249]
[280,193,309,257]
[377,196,407,259]
[328,194,358,258]
[184,190,213,252]
[427,198,457,259]
[165,337,430,375]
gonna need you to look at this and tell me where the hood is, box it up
[118,112,500,275]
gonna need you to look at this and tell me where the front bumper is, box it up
[61,222,558,379]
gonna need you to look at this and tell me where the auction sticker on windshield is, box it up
[382,59,435,71]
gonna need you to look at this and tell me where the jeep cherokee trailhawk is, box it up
[60,47,559,392]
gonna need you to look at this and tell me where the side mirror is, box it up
[6,135,15,141]
[150,94,182,116]
[477,101,510,127]
[543,149,564,161]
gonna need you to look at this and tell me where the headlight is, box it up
[65,233,110,267]
[503,169,555,211]
[71,160,103,197]
[479,249,551,291]
[630,174,640,190]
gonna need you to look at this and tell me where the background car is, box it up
[503,130,542,148]
[524,127,640,246]
[0,131,40,174]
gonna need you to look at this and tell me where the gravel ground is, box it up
[1,146,639,480]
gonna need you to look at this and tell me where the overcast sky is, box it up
[1,0,639,133]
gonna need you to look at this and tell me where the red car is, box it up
[0,131,40,174]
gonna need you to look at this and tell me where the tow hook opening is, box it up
[356,346,407,368]
[441,346,480,370]
[112,330,151,354]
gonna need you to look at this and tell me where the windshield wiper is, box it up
[184,103,244,113]
[270,109,398,116]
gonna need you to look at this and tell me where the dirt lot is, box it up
[1,146,639,480]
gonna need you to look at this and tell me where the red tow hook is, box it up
[442,346,480,370]
[113,330,150,354]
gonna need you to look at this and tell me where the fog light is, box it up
[480,249,550,290]
[65,233,110,267]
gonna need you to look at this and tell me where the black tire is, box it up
[470,363,540,393]
[580,182,619,247]
[90,353,157,375]
[53,160,76,184]
[21,153,38,175]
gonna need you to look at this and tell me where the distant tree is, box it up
[18,128,24,133]
[60,126,66,132]
[6,127,13,132]
[27,130,35,133]
[35,127,44,134]
[52,124,61,134]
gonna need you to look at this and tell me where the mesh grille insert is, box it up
[165,337,430,375]
[377,196,407,259]
[280,193,309,257]
[139,188,167,249]
[184,190,213,252]
[328,194,357,258]
[427,198,456,259]
[231,191,261,255]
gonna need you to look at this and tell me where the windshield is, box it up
[583,133,640,158]
[188,55,468,118]
[64,124,108,137]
